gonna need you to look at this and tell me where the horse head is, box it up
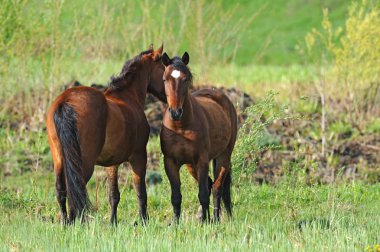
[161,52,192,121]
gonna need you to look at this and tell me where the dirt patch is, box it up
[253,118,380,184]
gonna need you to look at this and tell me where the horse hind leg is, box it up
[130,151,148,223]
[212,156,232,221]
[55,167,68,225]
[197,158,211,222]
[106,166,120,226]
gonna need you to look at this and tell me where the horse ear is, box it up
[157,43,163,54]
[162,52,171,67]
[148,44,154,51]
[182,52,189,65]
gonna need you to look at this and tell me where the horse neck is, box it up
[111,74,148,109]
[183,92,195,122]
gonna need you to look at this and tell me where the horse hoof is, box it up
[196,205,203,221]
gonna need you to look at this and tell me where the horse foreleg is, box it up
[197,159,210,222]
[165,157,182,222]
[187,164,213,220]
[130,152,148,223]
[106,165,120,226]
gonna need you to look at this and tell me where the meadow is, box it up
[1,0,380,251]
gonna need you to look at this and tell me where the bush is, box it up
[232,91,292,175]
[305,0,380,120]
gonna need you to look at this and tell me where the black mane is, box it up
[171,56,193,82]
[108,49,153,90]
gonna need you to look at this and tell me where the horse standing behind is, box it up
[160,52,238,222]
[46,45,165,225]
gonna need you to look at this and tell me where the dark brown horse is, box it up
[46,45,166,225]
[160,52,238,222]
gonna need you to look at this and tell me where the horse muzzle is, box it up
[168,107,183,121]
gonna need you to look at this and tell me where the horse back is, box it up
[193,88,237,128]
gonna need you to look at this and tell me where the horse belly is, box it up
[97,104,136,166]
[202,103,232,158]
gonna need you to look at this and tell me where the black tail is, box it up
[54,102,91,221]
[222,171,232,216]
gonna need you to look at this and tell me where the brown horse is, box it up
[160,52,238,222]
[46,45,165,225]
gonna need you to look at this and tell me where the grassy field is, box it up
[1,0,380,251]
[1,170,380,251]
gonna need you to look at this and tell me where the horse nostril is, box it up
[168,107,183,121]
[178,108,183,116]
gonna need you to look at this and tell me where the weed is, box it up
[233,91,298,176]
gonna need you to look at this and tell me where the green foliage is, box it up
[0,128,51,176]
[232,91,290,174]
[365,244,380,252]
[294,96,321,115]
[0,188,33,210]
[365,118,380,134]
[305,0,380,118]
[329,121,354,139]
[0,0,252,66]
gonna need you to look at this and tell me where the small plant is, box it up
[232,91,294,175]
[329,121,354,140]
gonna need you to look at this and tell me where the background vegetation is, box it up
[1,0,380,251]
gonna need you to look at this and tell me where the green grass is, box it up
[1,170,379,251]
[0,0,347,114]
[0,0,350,67]
[221,0,349,64]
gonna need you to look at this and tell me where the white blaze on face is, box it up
[171,70,181,79]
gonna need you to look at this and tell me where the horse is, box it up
[160,52,238,222]
[46,44,166,225]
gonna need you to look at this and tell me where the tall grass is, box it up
[0,0,255,84]
[0,0,258,126]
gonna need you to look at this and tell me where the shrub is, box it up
[232,91,292,175]
[305,0,380,121]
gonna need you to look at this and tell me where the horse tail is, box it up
[221,96,236,217]
[53,102,91,220]
[222,170,232,216]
